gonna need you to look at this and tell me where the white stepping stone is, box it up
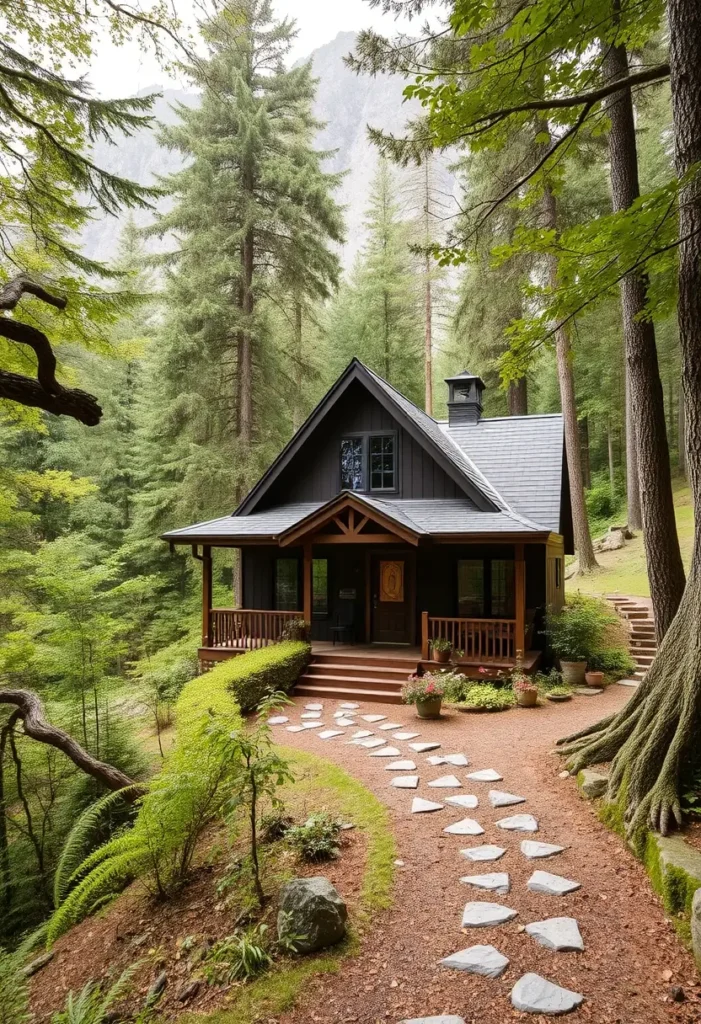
[526,917,584,952]
[378,721,402,730]
[305,703,323,710]
[460,872,510,894]
[409,742,441,752]
[527,870,581,896]
[510,973,584,1015]
[385,760,417,771]
[300,721,324,729]
[443,753,469,767]
[391,776,419,789]
[443,817,484,836]
[460,845,506,862]
[427,755,446,765]
[333,710,348,718]
[445,795,478,810]
[521,840,565,859]
[286,725,305,733]
[400,1017,466,1024]
[439,944,509,979]
[393,731,420,740]
[267,716,288,725]
[369,746,401,757]
[411,798,444,813]
[461,901,517,927]
[489,790,526,808]
[318,730,344,740]
[428,774,461,788]
[351,729,373,739]
[359,737,386,748]
[335,717,356,727]
[340,702,360,709]
[497,813,538,832]
[301,711,322,719]
[467,768,502,782]
[361,714,387,722]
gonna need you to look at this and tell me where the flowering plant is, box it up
[430,637,453,654]
[402,673,445,704]
[510,650,537,692]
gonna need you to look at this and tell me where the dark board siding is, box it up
[261,380,463,507]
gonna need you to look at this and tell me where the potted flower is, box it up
[403,674,444,718]
[544,595,614,686]
[431,637,453,664]
[584,654,606,688]
[511,654,539,707]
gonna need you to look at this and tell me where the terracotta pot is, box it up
[560,660,587,686]
[585,670,605,687]
[432,648,451,664]
[516,688,538,708]
[416,696,442,719]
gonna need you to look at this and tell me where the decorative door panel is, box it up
[379,560,404,602]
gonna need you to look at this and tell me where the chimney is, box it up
[445,370,486,426]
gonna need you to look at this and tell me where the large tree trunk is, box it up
[292,297,304,432]
[625,366,642,530]
[604,39,686,638]
[543,185,598,571]
[507,377,528,415]
[239,226,254,445]
[579,416,592,489]
[558,0,701,835]
[423,160,434,415]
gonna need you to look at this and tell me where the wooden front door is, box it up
[372,556,412,644]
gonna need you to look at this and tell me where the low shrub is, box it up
[545,593,619,663]
[204,925,272,984]
[0,947,29,1024]
[259,810,294,843]
[203,641,311,713]
[533,669,566,692]
[433,671,469,703]
[452,684,516,712]
[287,813,343,861]
[587,647,636,679]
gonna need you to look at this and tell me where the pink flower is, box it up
[478,666,488,674]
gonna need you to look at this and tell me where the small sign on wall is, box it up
[339,588,357,599]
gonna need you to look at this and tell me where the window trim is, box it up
[338,429,399,495]
[312,557,329,618]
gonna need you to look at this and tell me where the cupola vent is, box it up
[445,370,486,426]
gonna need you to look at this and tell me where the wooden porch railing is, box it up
[421,613,517,662]
[208,608,302,649]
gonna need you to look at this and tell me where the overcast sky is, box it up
[90,0,414,97]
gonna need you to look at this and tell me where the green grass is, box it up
[185,747,396,1024]
[572,480,693,598]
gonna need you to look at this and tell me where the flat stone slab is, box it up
[574,686,602,695]
[460,872,510,894]
[301,711,322,719]
[521,840,565,859]
[616,678,639,687]
[385,760,417,771]
[379,721,403,730]
[333,710,349,718]
[409,742,441,752]
[466,768,503,782]
[444,817,484,836]
[334,717,356,727]
[400,1017,466,1024]
[527,870,581,896]
[392,776,419,789]
[268,716,289,725]
[300,721,324,729]
[526,917,584,952]
[439,944,509,979]
[359,737,386,748]
[428,775,462,788]
[497,813,538,832]
[318,730,344,739]
[460,845,506,862]
[411,798,444,813]
[361,714,387,722]
[489,789,526,808]
[351,729,373,739]
[286,725,305,733]
[510,973,584,1015]
[369,745,401,757]
[305,703,323,710]
[427,755,446,765]
[445,795,478,810]
[340,702,360,709]
[393,731,420,740]
[461,901,517,927]
[443,753,469,767]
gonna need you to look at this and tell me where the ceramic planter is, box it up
[416,696,442,719]
[546,692,572,703]
[432,648,451,664]
[516,688,538,708]
[585,670,605,687]
[560,660,587,686]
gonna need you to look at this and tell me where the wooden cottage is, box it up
[163,359,572,702]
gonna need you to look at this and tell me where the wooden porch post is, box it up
[303,540,312,623]
[202,544,212,646]
[421,610,430,660]
[515,543,526,658]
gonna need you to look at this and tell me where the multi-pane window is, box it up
[491,559,515,618]
[457,559,485,617]
[340,437,364,490]
[275,558,299,611]
[370,435,396,491]
[312,558,329,617]
[458,558,515,618]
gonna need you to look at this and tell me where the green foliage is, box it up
[287,813,343,862]
[450,684,516,712]
[586,481,626,525]
[201,642,310,714]
[259,811,294,844]
[204,926,272,985]
[401,673,445,704]
[545,593,619,663]
[51,963,139,1024]
[587,647,636,678]
[0,947,29,1024]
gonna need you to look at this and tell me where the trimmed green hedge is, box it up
[202,641,311,713]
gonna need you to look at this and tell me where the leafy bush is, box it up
[204,926,272,984]
[586,481,624,524]
[545,593,618,662]
[259,810,294,843]
[587,647,636,678]
[432,671,469,703]
[533,669,566,691]
[451,684,516,712]
[280,619,310,642]
[287,813,342,861]
[202,641,311,713]
[0,947,29,1024]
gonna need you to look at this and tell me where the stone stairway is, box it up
[607,595,657,681]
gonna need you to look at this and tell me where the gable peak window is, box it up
[340,437,364,490]
[340,433,397,493]
[370,435,395,491]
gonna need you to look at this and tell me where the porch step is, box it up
[294,682,403,705]
[312,652,416,670]
[305,661,410,681]
[295,648,419,704]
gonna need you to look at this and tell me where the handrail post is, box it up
[515,544,526,659]
[202,545,212,647]
[421,611,429,660]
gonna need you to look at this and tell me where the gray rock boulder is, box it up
[277,877,348,953]
[577,769,608,800]
[692,888,701,968]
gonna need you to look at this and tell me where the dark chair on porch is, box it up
[330,600,355,646]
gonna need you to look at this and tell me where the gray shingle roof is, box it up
[162,503,321,541]
[443,414,564,533]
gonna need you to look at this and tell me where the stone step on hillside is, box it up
[607,595,658,681]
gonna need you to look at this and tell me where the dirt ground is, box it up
[276,687,701,1024]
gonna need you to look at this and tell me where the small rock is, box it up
[511,973,584,1015]
[334,718,355,727]
[577,769,608,799]
[400,1018,466,1024]
[461,901,518,927]
[669,986,686,1002]
[339,702,359,709]
[439,944,509,978]
[146,972,167,1006]
[527,870,581,896]
[558,770,570,779]
[277,877,347,953]
[22,952,54,978]
[176,980,201,1003]
[394,859,405,867]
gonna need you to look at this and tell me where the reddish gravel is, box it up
[277,687,701,1024]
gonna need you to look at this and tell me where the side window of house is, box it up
[275,558,299,611]
[457,559,484,617]
[555,557,562,589]
[369,435,396,491]
[340,437,364,490]
[491,559,515,618]
[312,558,329,617]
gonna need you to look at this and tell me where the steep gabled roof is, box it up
[236,359,502,516]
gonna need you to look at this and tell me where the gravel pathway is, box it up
[275,689,700,1023]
